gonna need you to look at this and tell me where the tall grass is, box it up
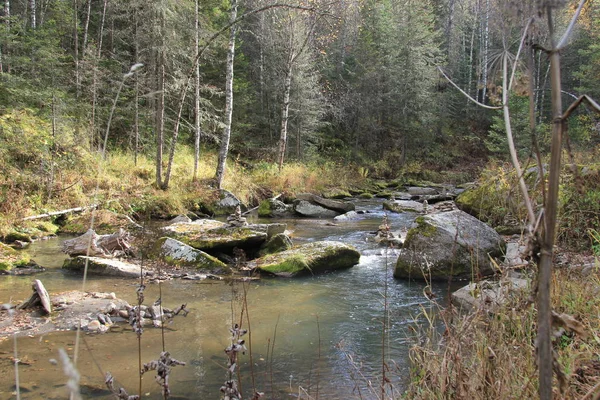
[405,268,600,399]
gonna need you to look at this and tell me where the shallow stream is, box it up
[0,200,449,399]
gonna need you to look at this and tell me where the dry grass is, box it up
[405,267,600,399]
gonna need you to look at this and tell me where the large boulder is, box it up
[155,237,228,272]
[211,189,245,216]
[258,198,294,218]
[394,210,505,280]
[293,200,340,218]
[163,219,267,254]
[253,241,360,277]
[63,256,143,278]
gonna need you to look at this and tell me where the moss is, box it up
[260,254,308,275]
[358,192,374,199]
[5,231,32,243]
[258,200,272,217]
[405,217,438,243]
[0,242,30,271]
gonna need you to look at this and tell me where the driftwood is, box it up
[62,228,133,258]
[17,279,52,314]
[22,204,98,221]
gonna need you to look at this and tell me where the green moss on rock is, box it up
[0,242,31,271]
[255,241,360,277]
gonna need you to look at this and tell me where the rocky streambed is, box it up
[0,185,593,399]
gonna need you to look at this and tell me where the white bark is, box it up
[193,0,201,181]
[29,0,36,29]
[215,0,238,189]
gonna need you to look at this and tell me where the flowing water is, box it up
[0,200,449,399]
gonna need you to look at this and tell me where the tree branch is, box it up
[562,94,600,120]
[437,66,501,110]
[508,18,533,93]
[557,0,588,50]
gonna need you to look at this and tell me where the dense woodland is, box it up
[1,0,598,184]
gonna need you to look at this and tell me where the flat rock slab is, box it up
[63,256,143,278]
[452,277,530,313]
[163,219,268,253]
[253,241,360,277]
[383,200,424,213]
[294,200,341,218]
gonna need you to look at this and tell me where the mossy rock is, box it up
[258,199,292,218]
[59,210,141,235]
[0,242,32,271]
[395,210,505,281]
[254,241,360,277]
[259,233,293,256]
[322,188,352,199]
[154,237,229,272]
[374,191,393,199]
[358,192,374,199]
[163,219,267,254]
[5,231,32,243]
[5,221,60,243]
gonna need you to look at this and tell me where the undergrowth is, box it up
[405,268,600,399]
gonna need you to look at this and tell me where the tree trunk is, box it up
[193,0,201,182]
[537,8,563,400]
[481,0,489,103]
[29,0,36,29]
[90,0,108,151]
[82,0,91,53]
[156,63,165,187]
[73,0,80,98]
[215,0,238,189]
[277,61,293,171]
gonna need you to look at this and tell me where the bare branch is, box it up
[557,0,588,50]
[508,18,533,93]
[437,66,501,110]
[562,94,600,120]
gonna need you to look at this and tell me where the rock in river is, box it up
[253,241,360,277]
[155,237,228,271]
[394,209,505,280]
[163,219,268,254]
[63,256,143,278]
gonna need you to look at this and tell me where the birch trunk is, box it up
[90,0,108,151]
[481,0,489,103]
[193,0,201,182]
[29,0,36,29]
[82,0,91,52]
[73,0,79,98]
[215,0,238,189]
[277,60,293,171]
[156,63,165,187]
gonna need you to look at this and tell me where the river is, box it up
[0,199,449,399]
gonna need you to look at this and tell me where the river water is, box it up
[0,200,449,399]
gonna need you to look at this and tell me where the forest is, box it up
[1,0,600,399]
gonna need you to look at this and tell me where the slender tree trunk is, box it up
[73,0,80,98]
[29,0,36,29]
[215,0,238,189]
[82,0,91,56]
[481,0,489,103]
[1,0,8,72]
[193,0,201,182]
[133,6,139,166]
[277,59,293,171]
[90,0,108,150]
[156,63,165,187]
[538,8,563,400]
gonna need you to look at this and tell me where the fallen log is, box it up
[22,204,98,221]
